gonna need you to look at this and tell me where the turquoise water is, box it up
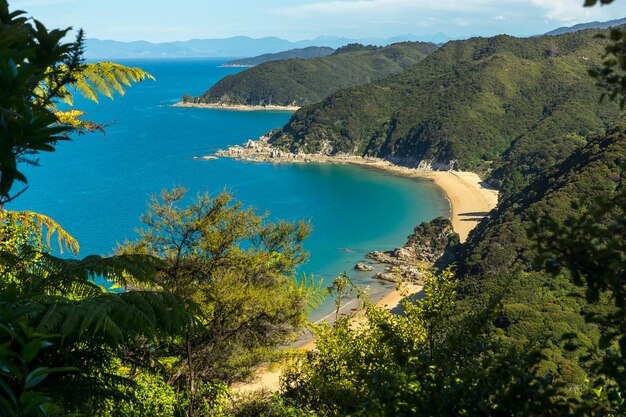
[11,59,449,318]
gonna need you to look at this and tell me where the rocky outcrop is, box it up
[404,217,459,263]
[354,263,373,272]
[366,217,459,283]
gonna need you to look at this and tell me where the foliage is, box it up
[0,313,72,417]
[533,164,626,414]
[0,210,79,255]
[229,391,317,417]
[99,370,178,417]
[280,268,569,416]
[118,188,321,413]
[0,215,188,412]
[326,273,356,320]
[456,123,626,400]
[193,42,437,107]
[589,28,626,108]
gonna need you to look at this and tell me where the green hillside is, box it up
[188,42,438,107]
[455,124,626,390]
[270,30,622,191]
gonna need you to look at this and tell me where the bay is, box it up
[11,58,449,318]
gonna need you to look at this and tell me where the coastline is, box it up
[215,139,499,243]
[172,101,300,112]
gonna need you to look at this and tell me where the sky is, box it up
[12,0,626,42]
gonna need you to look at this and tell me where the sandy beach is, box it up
[430,171,499,242]
[173,101,300,112]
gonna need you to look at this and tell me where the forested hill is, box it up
[269,29,622,190]
[186,42,438,107]
[222,46,335,67]
[454,124,626,390]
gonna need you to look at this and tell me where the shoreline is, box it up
[172,101,300,112]
[215,139,499,242]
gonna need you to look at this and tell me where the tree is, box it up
[0,206,189,414]
[326,273,356,321]
[118,188,321,415]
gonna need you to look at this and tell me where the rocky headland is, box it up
[364,217,460,283]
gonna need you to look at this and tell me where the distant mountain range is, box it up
[83,33,451,59]
[84,17,626,60]
[544,17,626,35]
[222,47,335,67]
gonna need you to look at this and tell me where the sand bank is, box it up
[430,171,499,242]
[173,101,299,112]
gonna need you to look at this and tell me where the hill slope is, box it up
[269,29,621,195]
[222,47,334,67]
[454,123,626,389]
[188,42,438,107]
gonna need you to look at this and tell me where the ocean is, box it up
[11,58,449,318]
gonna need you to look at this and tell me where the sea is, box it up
[11,58,449,319]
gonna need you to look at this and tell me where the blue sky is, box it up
[13,0,626,42]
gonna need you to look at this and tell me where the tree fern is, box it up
[69,62,155,105]
[1,210,79,255]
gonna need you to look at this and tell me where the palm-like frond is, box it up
[54,109,104,134]
[1,210,79,255]
[292,273,326,315]
[72,62,155,104]
[0,248,165,300]
[26,291,188,347]
[37,252,165,288]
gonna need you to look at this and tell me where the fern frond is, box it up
[54,110,104,134]
[1,210,79,255]
[292,273,326,315]
[70,62,155,103]
[36,252,165,289]
[29,291,188,346]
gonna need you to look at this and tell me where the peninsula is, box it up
[182,41,438,108]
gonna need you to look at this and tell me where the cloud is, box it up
[277,0,520,17]
[530,0,624,22]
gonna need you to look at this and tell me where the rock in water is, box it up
[354,263,373,272]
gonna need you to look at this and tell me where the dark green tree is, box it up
[118,188,322,415]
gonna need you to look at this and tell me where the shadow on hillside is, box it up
[390,288,425,315]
